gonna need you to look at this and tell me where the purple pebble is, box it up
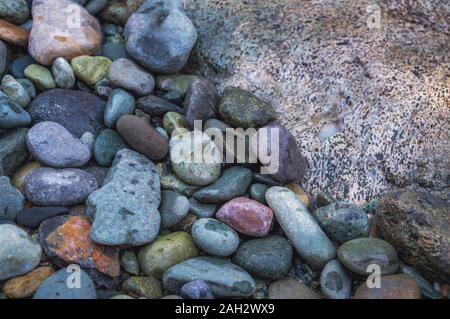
[180,280,214,299]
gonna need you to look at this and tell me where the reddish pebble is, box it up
[0,19,29,47]
[216,197,273,237]
[116,114,169,161]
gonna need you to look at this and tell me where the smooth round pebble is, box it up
[180,280,214,299]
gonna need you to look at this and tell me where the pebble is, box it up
[233,236,293,280]
[16,78,36,99]
[85,166,109,187]
[25,167,98,206]
[0,0,30,25]
[162,111,187,136]
[0,127,28,176]
[0,93,31,129]
[108,58,154,96]
[87,149,161,246]
[399,265,441,299]
[39,215,120,277]
[124,0,197,73]
[268,278,322,299]
[285,182,311,208]
[183,78,219,129]
[160,174,200,197]
[156,74,199,96]
[337,238,399,276]
[71,55,112,86]
[94,78,112,98]
[28,89,106,137]
[100,0,143,25]
[0,176,24,220]
[265,187,336,268]
[316,192,337,207]
[169,131,222,186]
[1,75,30,107]
[104,89,135,128]
[180,280,214,299]
[249,183,268,204]
[320,259,351,299]
[138,231,198,279]
[219,86,276,128]
[28,0,102,65]
[24,64,55,90]
[378,190,450,283]
[0,18,29,47]
[216,197,273,237]
[33,267,97,299]
[2,266,54,299]
[85,0,108,15]
[251,122,307,183]
[80,132,95,153]
[0,224,42,280]
[51,57,75,89]
[93,128,127,166]
[16,206,68,228]
[122,276,163,299]
[188,198,217,218]
[121,251,140,276]
[0,39,6,76]
[116,115,168,160]
[162,256,256,298]
[26,121,91,168]
[159,190,190,228]
[313,201,369,244]
[353,274,421,299]
[101,42,127,61]
[193,166,253,203]
[137,95,183,117]
[191,218,239,257]
[10,55,35,79]
[10,161,41,193]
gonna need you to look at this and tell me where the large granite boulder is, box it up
[184,0,450,203]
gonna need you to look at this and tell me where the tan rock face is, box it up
[3,267,54,299]
[28,0,102,66]
[184,0,450,203]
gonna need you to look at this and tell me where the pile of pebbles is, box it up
[0,0,448,300]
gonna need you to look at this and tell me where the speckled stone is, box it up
[169,131,222,186]
[1,75,30,108]
[138,231,199,279]
[25,168,98,206]
[51,57,75,89]
[0,176,24,220]
[137,95,183,117]
[353,274,421,299]
[86,149,161,246]
[233,236,293,280]
[104,89,135,128]
[268,278,322,299]
[28,0,102,66]
[337,238,399,276]
[265,187,336,268]
[320,259,351,299]
[163,256,256,298]
[184,0,450,203]
[0,224,42,280]
[191,218,239,257]
[159,190,190,228]
[193,166,253,203]
[216,197,273,237]
[313,201,369,244]
[26,121,91,168]
[378,190,450,283]
[219,86,276,129]
[94,129,127,166]
[108,58,155,96]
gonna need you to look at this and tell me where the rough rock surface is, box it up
[184,0,450,203]
[378,190,450,283]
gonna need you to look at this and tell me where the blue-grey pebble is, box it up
[160,190,190,228]
[0,127,28,176]
[16,78,36,99]
[0,176,25,220]
[188,197,217,218]
[94,128,127,166]
[320,259,351,299]
[85,0,108,15]
[1,75,30,107]
[104,89,135,128]
[33,267,97,299]
[180,280,214,299]
[10,55,36,79]
[102,42,128,61]
[52,57,75,89]
[191,218,239,257]
[0,93,31,129]
[249,183,268,204]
